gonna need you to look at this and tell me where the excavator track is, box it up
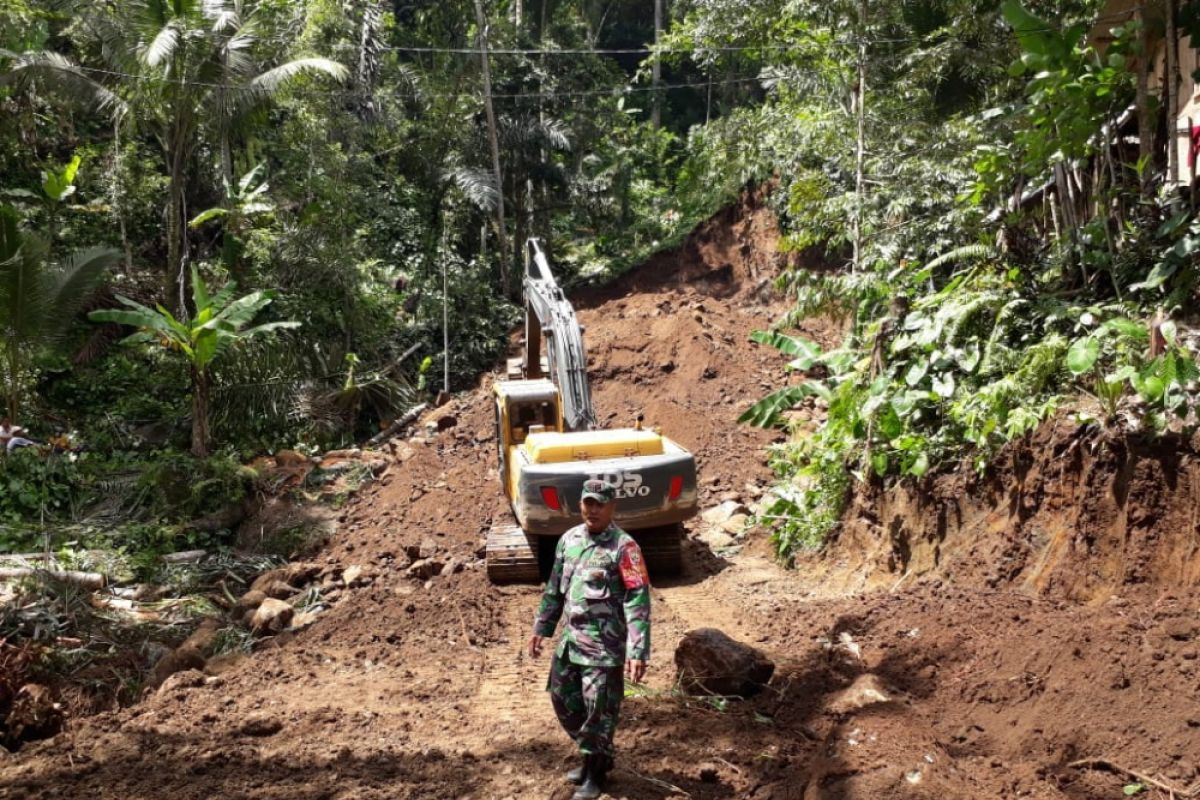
[630,524,683,579]
[485,522,682,584]
[485,523,541,584]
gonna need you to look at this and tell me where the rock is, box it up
[442,558,463,576]
[475,430,493,443]
[180,618,220,655]
[151,645,206,687]
[291,610,322,630]
[239,714,283,737]
[395,445,416,462]
[158,669,207,695]
[274,449,309,468]
[825,674,893,714]
[249,563,319,594]
[236,590,267,615]
[407,559,444,580]
[675,628,775,698]
[697,530,736,549]
[260,579,300,601]
[420,536,439,559]
[1164,619,1195,641]
[250,598,295,635]
[701,501,749,526]
[5,684,63,744]
[342,565,364,585]
[721,514,750,534]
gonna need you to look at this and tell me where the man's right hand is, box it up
[528,634,545,658]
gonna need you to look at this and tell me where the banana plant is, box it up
[90,267,299,457]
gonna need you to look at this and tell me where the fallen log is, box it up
[0,568,106,590]
[367,403,427,447]
[159,549,208,564]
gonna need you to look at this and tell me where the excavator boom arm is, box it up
[523,239,597,431]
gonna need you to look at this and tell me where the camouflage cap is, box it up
[580,478,617,503]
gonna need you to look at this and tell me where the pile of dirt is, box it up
[5,188,1200,800]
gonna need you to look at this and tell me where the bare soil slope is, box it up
[4,192,1200,800]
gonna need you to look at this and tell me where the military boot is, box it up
[572,754,607,800]
[565,754,588,784]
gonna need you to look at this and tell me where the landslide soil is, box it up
[4,193,1200,800]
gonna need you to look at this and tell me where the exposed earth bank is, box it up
[3,192,1200,800]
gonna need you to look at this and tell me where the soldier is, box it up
[527,478,651,800]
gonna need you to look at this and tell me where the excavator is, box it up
[485,239,699,583]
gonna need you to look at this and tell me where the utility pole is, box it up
[474,0,511,295]
[442,215,450,395]
[851,2,867,273]
[652,0,664,128]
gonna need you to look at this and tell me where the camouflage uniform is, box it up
[533,520,651,760]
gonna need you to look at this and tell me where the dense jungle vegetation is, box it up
[1,0,1198,576]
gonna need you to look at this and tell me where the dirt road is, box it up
[4,193,1200,800]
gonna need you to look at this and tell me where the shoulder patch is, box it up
[618,543,650,590]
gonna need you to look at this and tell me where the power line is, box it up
[65,63,765,101]
[371,4,1146,55]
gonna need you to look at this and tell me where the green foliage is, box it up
[970,2,1133,204]
[0,202,120,419]
[90,267,299,456]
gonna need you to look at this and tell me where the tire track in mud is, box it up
[472,593,545,728]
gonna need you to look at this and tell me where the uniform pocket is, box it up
[582,568,611,600]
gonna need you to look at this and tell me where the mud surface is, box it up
[3,192,1200,800]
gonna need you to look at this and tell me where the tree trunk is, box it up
[191,366,211,458]
[474,0,511,296]
[165,142,188,311]
[1135,7,1154,195]
[5,343,19,421]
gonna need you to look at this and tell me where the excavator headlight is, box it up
[540,486,562,511]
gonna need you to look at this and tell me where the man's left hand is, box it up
[625,659,647,683]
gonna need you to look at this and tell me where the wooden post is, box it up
[474,0,511,296]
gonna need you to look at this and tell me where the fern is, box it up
[921,243,993,273]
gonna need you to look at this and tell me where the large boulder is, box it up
[674,628,775,698]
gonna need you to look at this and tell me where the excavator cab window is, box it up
[512,404,538,443]
[539,401,557,430]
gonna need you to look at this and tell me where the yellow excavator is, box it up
[486,240,699,583]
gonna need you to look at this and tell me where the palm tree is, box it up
[1,0,347,306]
[0,205,121,420]
[90,266,299,457]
